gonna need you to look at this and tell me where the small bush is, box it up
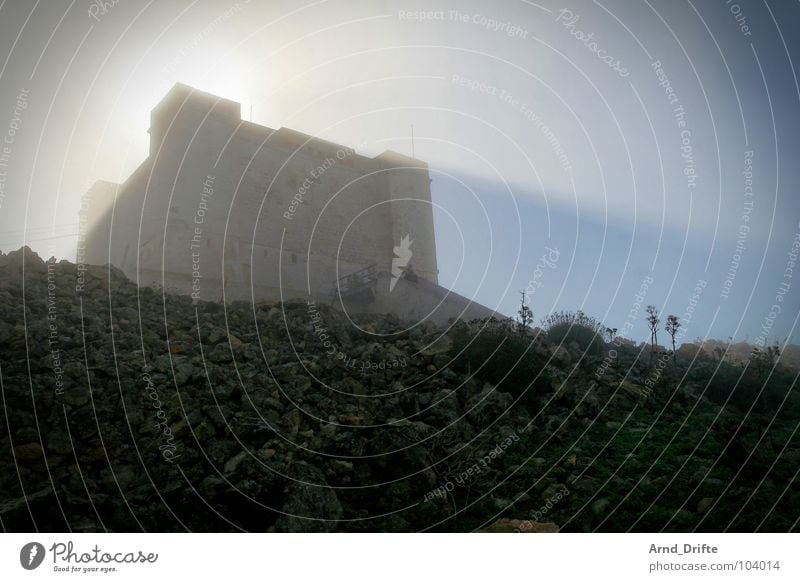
[446,319,550,405]
[542,310,605,356]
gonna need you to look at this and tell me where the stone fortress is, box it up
[80,84,494,323]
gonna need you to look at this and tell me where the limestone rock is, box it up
[480,518,559,533]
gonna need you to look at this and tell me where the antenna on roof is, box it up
[411,124,415,159]
[249,105,253,122]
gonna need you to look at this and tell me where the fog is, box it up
[0,0,798,344]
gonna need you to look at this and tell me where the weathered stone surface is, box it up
[0,247,797,533]
[480,518,559,533]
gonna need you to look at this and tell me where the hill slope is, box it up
[0,247,798,532]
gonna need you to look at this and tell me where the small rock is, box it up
[14,443,43,461]
[480,518,558,533]
[591,498,611,516]
[224,451,249,475]
[208,344,232,363]
[697,497,714,515]
[57,387,91,407]
[331,460,354,473]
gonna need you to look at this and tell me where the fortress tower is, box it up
[80,84,493,323]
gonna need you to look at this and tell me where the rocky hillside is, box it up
[1,246,798,532]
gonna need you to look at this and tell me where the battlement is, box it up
[150,84,425,170]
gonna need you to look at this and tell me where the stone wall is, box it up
[81,84,440,313]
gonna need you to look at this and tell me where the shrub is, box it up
[541,310,606,356]
[446,319,550,405]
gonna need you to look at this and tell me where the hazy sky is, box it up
[0,0,798,345]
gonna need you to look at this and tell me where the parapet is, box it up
[374,150,428,169]
[151,83,241,122]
